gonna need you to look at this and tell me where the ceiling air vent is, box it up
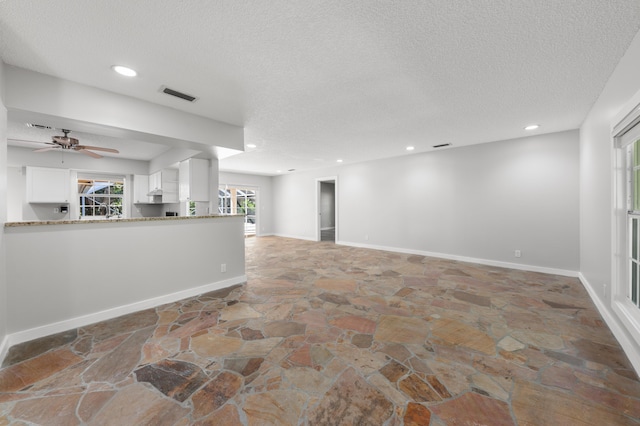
[26,123,54,130]
[433,143,452,148]
[161,86,197,102]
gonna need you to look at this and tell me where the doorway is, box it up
[219,185,257,237]
[317,177,337,242]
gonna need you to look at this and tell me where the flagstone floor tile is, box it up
[0,236,638,425]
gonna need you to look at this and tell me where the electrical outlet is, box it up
[54,207,59,213]
[221,263,227,273]
[365,234,369,241]
[514,250,521,258]
[604,284,607,299]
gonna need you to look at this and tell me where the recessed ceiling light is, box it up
[247,144,257,148]
[112,65,137,77]
[337,159,343,163]
[406,146,415,151]
[524,124,539,131]
[276,170,282,173]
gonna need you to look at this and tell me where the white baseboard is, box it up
[273,233,318,242]
[336,240,579,278]
[0,335,9,368]
[578,273,640,376]
[0,275,246,365]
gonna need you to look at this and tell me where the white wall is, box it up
[0,60,8,359]
[219,171,274,236]
[580,30,640,367]
[5,216,245,339]
[274,130,580,274]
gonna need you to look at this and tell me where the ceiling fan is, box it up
[14,129,120,159]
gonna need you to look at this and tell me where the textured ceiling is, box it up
[1,1,640,174]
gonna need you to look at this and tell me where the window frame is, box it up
[612,96,640,351]
[76,173,127,220]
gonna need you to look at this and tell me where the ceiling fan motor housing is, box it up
[53,129,79,148]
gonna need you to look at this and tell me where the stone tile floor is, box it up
[1,236,639,425]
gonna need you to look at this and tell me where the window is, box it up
[78,176,124,219]
[188,200,196,216]
[218,185,257,236]
[612,92,640,355]
[628,140,640,308]
[219,188,232,214]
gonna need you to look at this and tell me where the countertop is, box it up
[4,214,244,227]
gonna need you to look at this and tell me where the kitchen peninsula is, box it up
[3,214,246,348]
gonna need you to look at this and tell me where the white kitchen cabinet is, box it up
[179,158,210,202]
[149,172,161,193]
[133,174,151,204]
[26,166,70,203]
[134,169,178,204]
[158,169,179,203]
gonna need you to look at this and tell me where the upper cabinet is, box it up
[133,169,179,204]
[133,174,151,204]
[26,166,70,203]
[154,169,179,204]
[149,171,161,195]
[179,159,210,202]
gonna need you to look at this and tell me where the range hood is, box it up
[147,189,163,196]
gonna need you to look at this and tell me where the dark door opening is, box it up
[320,181,336,242]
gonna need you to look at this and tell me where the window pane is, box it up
[111,205,123,216]
[92,197,106,207]
[633,262,638,305]
[635,168,640,211]
[79,196,96,208]
[633,218,638,261]
[112,182,124,195]
[629,144,640,309]
[109,198,123,216]
[91,182,110,194]
[78,180,92,194]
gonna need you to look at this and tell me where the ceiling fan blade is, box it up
[9,139,59,146]
[78,149,103,159]
[9,138,49,144]
[33,146,61,153]
[76,145,119,153]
